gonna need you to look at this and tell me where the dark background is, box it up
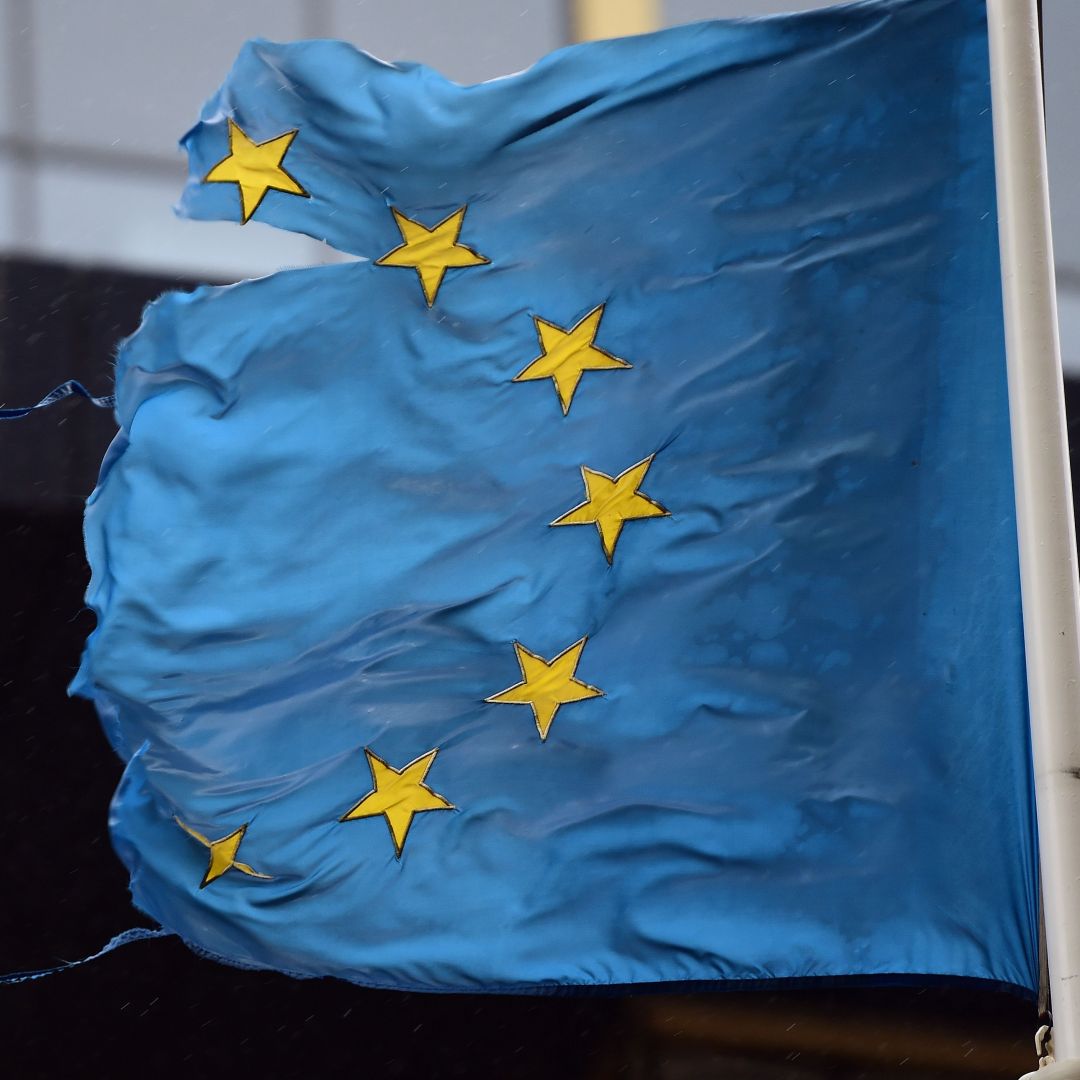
[0,256,1067,1078]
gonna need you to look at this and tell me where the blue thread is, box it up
[0,380,116,420]
[0,927,172,984]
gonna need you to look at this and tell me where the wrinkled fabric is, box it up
[75,0,1038,994]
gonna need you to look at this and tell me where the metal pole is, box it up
[986,0,1080,1071]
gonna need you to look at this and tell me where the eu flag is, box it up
[74,0,1038,994]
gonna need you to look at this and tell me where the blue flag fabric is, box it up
[74,0,1038,994]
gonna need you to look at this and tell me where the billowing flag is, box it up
[74,0,1038,994]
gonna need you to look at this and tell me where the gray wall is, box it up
[1,0,1077,367]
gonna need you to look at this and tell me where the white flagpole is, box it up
[986,0,1080,1075]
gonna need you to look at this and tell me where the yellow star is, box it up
[375,206,489,306]
[514,305,631,415]
[340,748,454,857]
[486,637,603,741]
[551,455,670,563]
[204,118,307,223]
[175,817,272,889]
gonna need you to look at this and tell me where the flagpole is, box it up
[986,1,1080,1075]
